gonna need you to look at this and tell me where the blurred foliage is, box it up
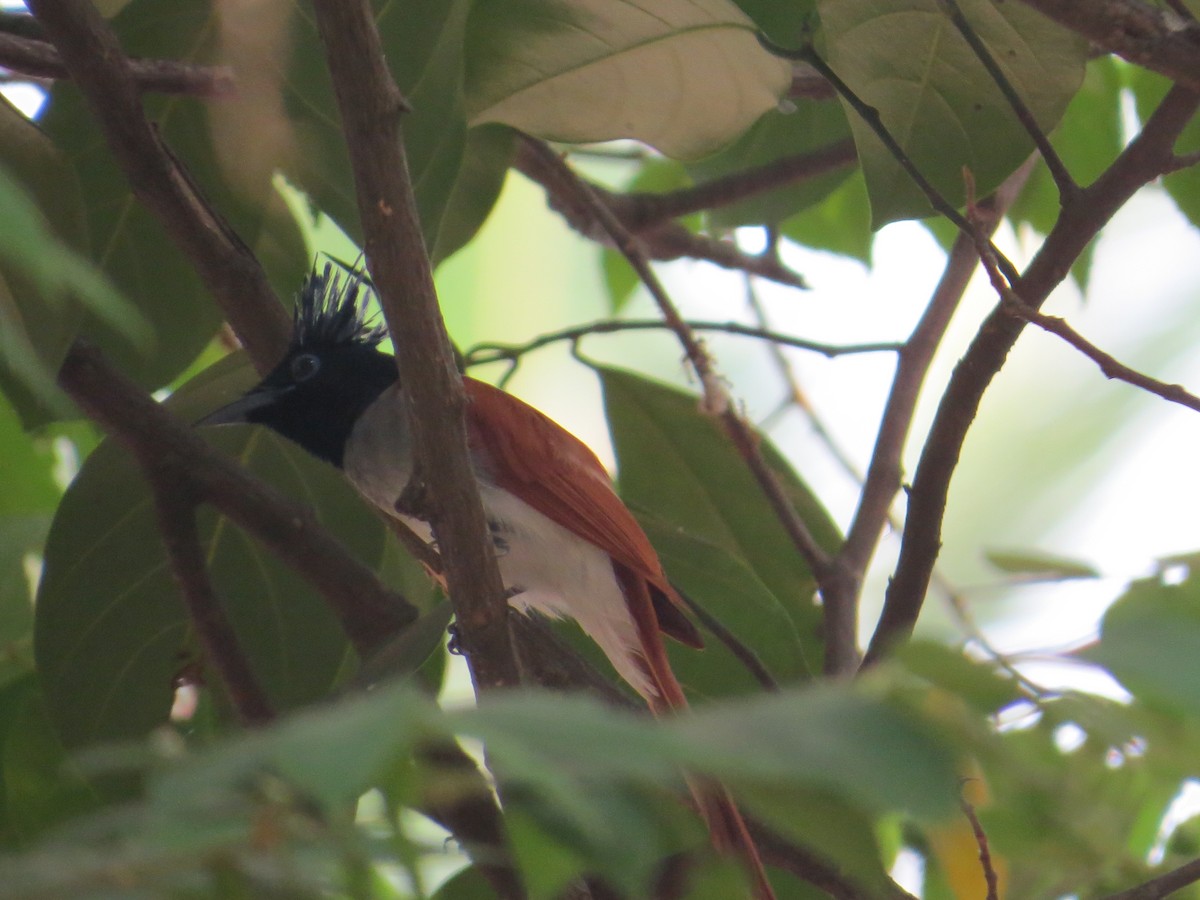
[0,0,1198,898]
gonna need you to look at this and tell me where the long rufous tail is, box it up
[622,574,776,900]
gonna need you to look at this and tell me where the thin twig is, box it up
[864,84,1200,667]
[464,319,900,369]
[937,0,1077,199]
[959,791,1000,900]
[27,0,289,371]
[1004,299,1200,414]
[154,488,275,726]
[309,0,522,693]
[0,30,234,96]
[1101,857,1200,900]
[518,135,835,599]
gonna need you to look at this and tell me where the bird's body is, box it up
[201,264,773,897]
[343,379,674,701]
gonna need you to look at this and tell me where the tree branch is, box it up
[309,0,522,692]
[1019,0,1200,92]
[0,29,234,96]
[864,84,1200,666]
[26,0,289,372]
[153,487,275,726]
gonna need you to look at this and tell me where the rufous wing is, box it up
[462,378,701,650]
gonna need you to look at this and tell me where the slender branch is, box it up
[464,319,900,369]
[58,341,418,660]
[26,0,289,372]
[0,30,234,96]
[1019,0,1200,93]
[518,135,835,599]
[938,0,1076,198]
[153,488,275,726]
[515,136,855,233]
[1102,858,1200,900]
[864,84,1200,667]
[838,161,1032,589]
[959,792,1000,900]
[309,0,521,692]
[1004,299,1200,414]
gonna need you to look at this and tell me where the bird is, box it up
[200,262,774,898]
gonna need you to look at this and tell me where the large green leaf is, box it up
[34,358,388,750]
[781,166,873,263]
[464,0,791,160]
[600,367,840,674]
[817,0,1088,225]
[26,0,307,395]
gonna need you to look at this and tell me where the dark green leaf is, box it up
[600,367,840,674]
[818,0,1088,225]
[733,0,817,44]
[638,514,808,697]
[35,357,387,750]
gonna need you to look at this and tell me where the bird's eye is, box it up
[290,353,321,382]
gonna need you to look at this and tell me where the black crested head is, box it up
[200,262,398,468]
[293,261,389,352]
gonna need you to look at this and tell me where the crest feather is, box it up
[293,262,388,350]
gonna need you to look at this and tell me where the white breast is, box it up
[343,392,654,699]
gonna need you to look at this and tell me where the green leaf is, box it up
[1085,572,1200,717]
[638,514,808,696]
[0,680,98,843]
[600,367,840,674]
[817,0,1088,225]
[674,684,960,821]
[687,101,855,228]
[464,0,791,160]
[733,0,818,44]
[984,548,1099,581]
[898,641,1021,714]
[34,358,387,750]
[780,167,874,263]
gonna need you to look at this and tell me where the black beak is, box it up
[196,386,291,427]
